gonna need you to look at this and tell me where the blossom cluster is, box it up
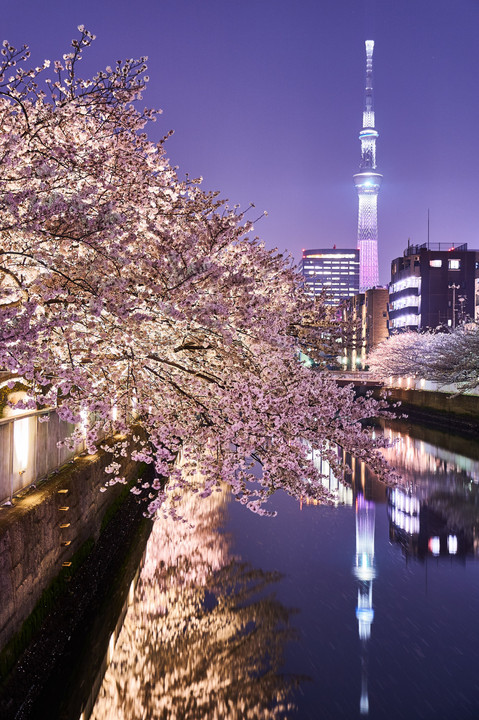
[0,30,389,516]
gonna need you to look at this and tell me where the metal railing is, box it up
[0,409,85,506]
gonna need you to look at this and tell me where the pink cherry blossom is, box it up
[0,30,391,517]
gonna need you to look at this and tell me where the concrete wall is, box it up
[381,387,479,425]
[0,449,139,652]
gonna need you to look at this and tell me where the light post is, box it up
[448,284,460,329]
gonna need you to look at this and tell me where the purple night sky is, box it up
[2,0,479,284]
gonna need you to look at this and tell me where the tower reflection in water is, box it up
[354,494,376,716]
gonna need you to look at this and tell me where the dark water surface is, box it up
[91,421,479,720]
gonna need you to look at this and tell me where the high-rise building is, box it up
[300,248,359,306]
[388,242,479,331]
[354,40,382,292]
[343,287,389,369]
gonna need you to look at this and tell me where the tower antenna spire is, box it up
[354,40,382,291]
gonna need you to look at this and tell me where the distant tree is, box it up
[368,325,479,393]
[0,29,389,517]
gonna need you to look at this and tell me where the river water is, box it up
[90,420,479,720]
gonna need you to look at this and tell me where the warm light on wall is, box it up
[108,631,115,664]
[13,417,29,474]
[80,409,88,439]
[129,579,135,605]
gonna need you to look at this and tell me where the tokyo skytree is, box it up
[354,40,382,291]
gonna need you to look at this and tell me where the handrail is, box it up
[0,407,51,426]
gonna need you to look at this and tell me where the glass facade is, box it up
[300,248,360,306]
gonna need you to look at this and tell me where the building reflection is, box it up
[381,421,479,561]
[304,419,479,716]
[91,488,297,720]
[310,420,479,562]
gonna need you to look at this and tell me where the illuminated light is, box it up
[303,253,357,259]
[58,489,69,494]
[108,632,116,663]
[62,561,72,567]
[80,409,88,439]
[429,537,440,556]
[420,378,426,388]
[13,417,29,474]
[60,523,71,528]
[390,277,421,294]
[356,607,374,623]
[59,506,70,511]
[448,535,458,554]
[61,540,72,547]
[389,295,420,311]
[129,579,135,605]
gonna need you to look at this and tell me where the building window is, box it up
[448,259,461,270]
[430,259,442,268]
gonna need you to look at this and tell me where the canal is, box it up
[88,418,479,720]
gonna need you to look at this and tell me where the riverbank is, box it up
[377,386,479,439]
[0,468,153,720]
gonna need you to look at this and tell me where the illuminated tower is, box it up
[354,40,382,292]
[353,494,376,716]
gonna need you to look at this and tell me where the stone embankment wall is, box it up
[0,449,139,652]
[379,387,479,432]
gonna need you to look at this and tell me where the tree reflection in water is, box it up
[91,488,298,719]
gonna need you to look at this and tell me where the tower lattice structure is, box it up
[354,40,382,292]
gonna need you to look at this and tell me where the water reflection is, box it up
[354,495,376,716]
[90,421,479,719]
[378,421,479,561]
[91,489,297,720]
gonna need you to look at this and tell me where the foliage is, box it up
[368,324,479,393]
[0,29,389,517]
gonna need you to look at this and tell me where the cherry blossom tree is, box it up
[0,29,389,517]
[368,325,479,393]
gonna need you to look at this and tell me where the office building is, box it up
[389,242,479,331]
[300,247,360,306]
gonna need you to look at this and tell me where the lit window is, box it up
[449,259,460,270]
[430,259,442,268]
